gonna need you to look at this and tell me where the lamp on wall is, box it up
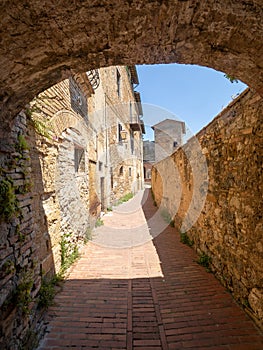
[73,94,82,106]
[120,129,127,140]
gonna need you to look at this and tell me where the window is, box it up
[74,147,85,172]
[119,166,123,175]
[129,167,132,176]
[69,77,88,119]
[110,167,114,189]
[117,69,121,97]
[129,102,133,122]
[173,141,178,148]
[118,123,123,143]
[130,131,134,154]
[99,161,103,171]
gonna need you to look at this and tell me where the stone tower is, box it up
[152,119,186,162]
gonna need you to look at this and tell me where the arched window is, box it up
[119,166,123,175]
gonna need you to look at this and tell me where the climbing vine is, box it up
[0,178,18,220]
[60,233,80,274]
[15,270,34,315]
[38,274,63,309]
[16,134,29,153]
[25,95,58,139]
[224,73,238,83]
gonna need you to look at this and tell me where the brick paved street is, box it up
[38,189,263,349]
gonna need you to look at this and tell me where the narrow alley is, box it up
[38,189,263,350]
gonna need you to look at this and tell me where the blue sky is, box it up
[136,64,247,140]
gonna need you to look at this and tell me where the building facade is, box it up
[143,140,155,182]
[0,66,144,347]
[143,119,185,181]
[91,66,145,211]
[152,119,186,162]
[27,65,144,275]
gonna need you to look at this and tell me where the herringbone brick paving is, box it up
[38,189,263,349]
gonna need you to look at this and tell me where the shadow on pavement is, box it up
[38,189,263,349]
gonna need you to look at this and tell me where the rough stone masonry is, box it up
[0,0,263,121]
[152,88,263,330]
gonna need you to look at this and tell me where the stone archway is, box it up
[49,110,87,138]
[0,0,262,120]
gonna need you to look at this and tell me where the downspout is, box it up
[104,92,108,166]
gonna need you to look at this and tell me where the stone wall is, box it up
[27,76,91,277]
[1,1,263,121]
[0,112,43,349]
[0,104,91,348]
[0,66,144,348]
[152,88,263,329]
[143,140,155,163]
[0,76,92,349]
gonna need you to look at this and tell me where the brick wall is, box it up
[0,112,43,349]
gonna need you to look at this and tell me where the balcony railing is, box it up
[130,115,141,132]
[130,115,145,133]
[86,69,100,90]
[129,91,145,133]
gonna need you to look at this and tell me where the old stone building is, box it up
[152,119,186,162]
[30,65,144,273]
[143,140,155,164]
[0,66,144,348]
[143,119,185,181]
[143,140,155,182]
[94,66,145,209]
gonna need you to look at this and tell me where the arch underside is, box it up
[0,0,262,120]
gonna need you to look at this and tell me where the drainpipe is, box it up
[104,93,108,166]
